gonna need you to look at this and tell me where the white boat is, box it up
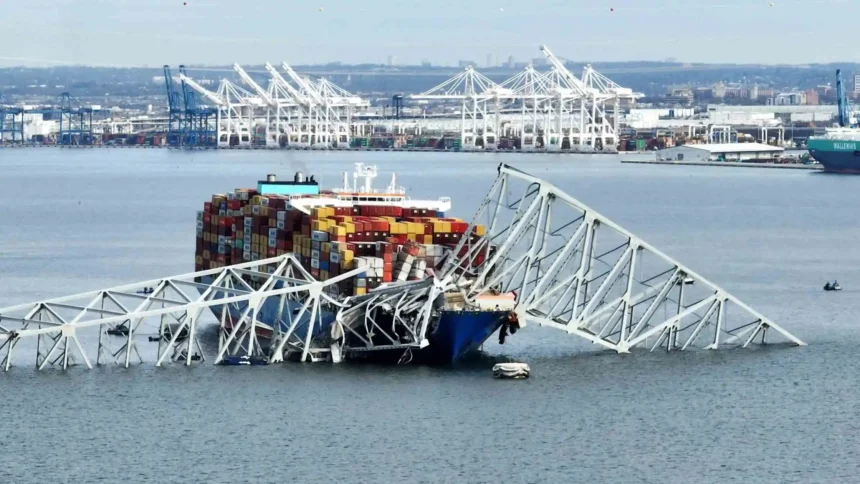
[493,362,530,379]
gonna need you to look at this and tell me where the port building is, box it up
[656,143,785,162]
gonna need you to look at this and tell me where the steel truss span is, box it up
[440,164,805,353]
[0,166,804,372]
[0,255,367,371]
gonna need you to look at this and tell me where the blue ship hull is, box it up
[200,275,506,364]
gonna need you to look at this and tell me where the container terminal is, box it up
[1,49,852,158]
[0,163,805,372]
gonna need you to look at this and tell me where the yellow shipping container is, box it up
[330,225,347,237]
[355,287,367,296]
[345,222,356,233]
[340,216,353,223]
[437,221,453,233]
[407,222,423,234]
[320,270,329,280]
[322,242,331,253]
[342,249,354,264]
[422,235,433,244]
[474,224,486,236]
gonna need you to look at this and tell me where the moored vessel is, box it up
[807,128,860,173]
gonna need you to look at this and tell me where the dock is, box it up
[621,159,822,170]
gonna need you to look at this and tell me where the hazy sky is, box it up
[0,0,856,67]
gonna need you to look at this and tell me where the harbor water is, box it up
[2,149,860,483]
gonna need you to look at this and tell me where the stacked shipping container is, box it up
[195,188,487,298]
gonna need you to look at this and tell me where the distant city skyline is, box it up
[0,0,858,68]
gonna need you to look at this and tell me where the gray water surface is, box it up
[1,149,858,483]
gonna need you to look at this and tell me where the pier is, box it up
[622,159,822,170]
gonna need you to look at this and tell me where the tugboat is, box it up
[823,280,842,291]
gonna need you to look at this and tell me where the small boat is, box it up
[493,362,530,379]
[824,281,842,291]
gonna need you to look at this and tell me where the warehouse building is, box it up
[656,143,785,162]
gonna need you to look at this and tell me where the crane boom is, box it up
[233,64,276,106]
[178,74,227,106]
[265,62,311,106]
[539,45,589,95]
[282,62,324,105]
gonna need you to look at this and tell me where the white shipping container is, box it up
[311,230,329,242]
[311,249,321,260]
[268,228,278,237]
[330,252,341,264]
[311,258,320,269]
[196,211,204,221]
[277,210,287,221]
[276,220,286,230]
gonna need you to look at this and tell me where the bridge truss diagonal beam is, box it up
[441,163,806,354]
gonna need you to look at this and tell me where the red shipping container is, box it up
[382,273,392,283]
[392,207,403,217]
[277,239,287,250]
[311,268,320,278]
[268,247,277,257]
[204,202,212,213]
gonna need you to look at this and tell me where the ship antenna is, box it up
[388,172,396,193]
[342,171,349,191]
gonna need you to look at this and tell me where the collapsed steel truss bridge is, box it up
[0,165,804,371]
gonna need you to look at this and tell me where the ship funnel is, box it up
[266,174,277,183]
[295,171,303,183]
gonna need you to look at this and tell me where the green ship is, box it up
[808,128,860,174]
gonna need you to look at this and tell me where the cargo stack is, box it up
[195,189,487,297]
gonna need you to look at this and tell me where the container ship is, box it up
[807,128,860,173]
[194,163,516,364]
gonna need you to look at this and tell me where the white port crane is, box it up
[410,66,510,151]
[540,45,617,150]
